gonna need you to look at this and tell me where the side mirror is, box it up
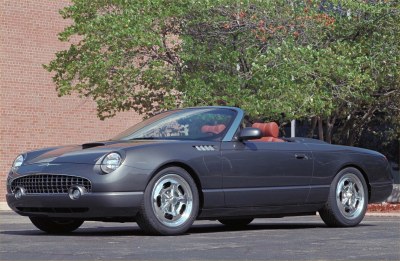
[238,127,262,141]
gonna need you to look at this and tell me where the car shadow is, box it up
[0,221,375,237]
[188,222,374,234]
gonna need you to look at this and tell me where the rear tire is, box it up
[319,167,368,227]
[218,218,253,228]
[29,217,83,234]
[136,167,199,235]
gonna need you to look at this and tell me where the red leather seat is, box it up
[201,124,226,135]
[252,122,284,142]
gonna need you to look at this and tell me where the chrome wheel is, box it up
[137,167,199,235]
[319,167,368,227]
[151,174,193,227]
[336,173,365,220]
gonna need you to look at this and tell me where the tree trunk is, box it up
[341,116,354,145]
[308,116,317,138]
[318,116,324,141]
[347,107,377,146]
[326,115,337,144]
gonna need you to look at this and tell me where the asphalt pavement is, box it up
[0,211,399,260]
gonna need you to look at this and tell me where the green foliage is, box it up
[46,0,399,159]
[46,0,203,118]
[174,0,399,152]
[178,1,398,121]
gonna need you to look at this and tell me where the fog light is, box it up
[68,186,86,200]
[14,187,25,200]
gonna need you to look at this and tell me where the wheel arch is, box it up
[336,164,371,201]
[149,162,205,210]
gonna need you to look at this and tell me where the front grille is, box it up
[11,174,92,194]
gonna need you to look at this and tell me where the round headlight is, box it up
[12,154,25,169]
[100,152,122,174]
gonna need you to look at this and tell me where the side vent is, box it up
[193,145,216,151]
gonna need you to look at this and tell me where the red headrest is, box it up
[252,122,279,138]
[201,124,226,135]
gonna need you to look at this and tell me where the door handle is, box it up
[295,154,308,160]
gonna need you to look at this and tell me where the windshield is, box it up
[113,108,237,141]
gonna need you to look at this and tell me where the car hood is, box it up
[23,140,157,165]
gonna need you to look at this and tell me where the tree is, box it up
[45,0,204,119]
[177,0,399,145]
[46,0,399,159]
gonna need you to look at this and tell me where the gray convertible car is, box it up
[6,106,393,235]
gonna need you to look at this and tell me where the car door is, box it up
[221,140,313,207]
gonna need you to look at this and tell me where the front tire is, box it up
[29,217,83,234]
[319,167,368,227]
[136,167,199,235]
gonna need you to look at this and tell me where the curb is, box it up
[387,184,400,203]
[365,212,400,217]
[0,202,10,211]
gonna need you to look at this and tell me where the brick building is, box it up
[0,1,141,202]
